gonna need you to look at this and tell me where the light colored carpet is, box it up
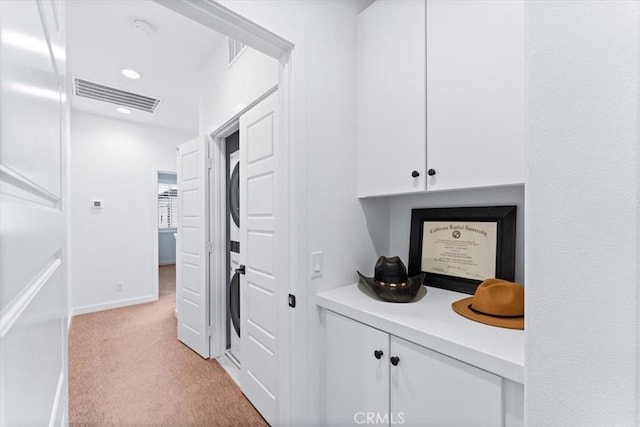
[69,264,268,427]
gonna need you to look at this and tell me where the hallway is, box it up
[69,265,267,426]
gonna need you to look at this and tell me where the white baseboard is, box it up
[48,370,65,427]
[217,353,241,387]
[71,295,157,316]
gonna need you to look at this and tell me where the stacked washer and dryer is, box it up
[226,131,241,365]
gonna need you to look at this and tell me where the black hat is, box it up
[357,256,425,303]
[374,256,407,284]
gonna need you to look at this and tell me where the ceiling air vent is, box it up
[228,37,246,65]
[73,77,161,113]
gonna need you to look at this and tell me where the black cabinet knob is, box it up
[235,265,246,275]
[374,350,383,359]
[411,170,420,178]
[390,356,400,366]
[427,169,436,176]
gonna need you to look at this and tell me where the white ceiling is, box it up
[67,0,225,133]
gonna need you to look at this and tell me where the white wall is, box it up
[389,185,525,283]
[198,39,279,133]
[158,232,176,265]
[70,111,195,314]
[526,2,639,425]
[214,1,387,423]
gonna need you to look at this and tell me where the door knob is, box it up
[390,356,400,366]
[411,170,420,178]
[427,169,436,176]
[374,350,384,359]
[235,265,246,275]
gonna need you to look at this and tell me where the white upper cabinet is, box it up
[426,0,525,191]
[357,0,426,198]
[357,0,524,197]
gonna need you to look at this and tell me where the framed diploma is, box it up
[408,206,517,295]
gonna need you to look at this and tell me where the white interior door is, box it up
[176,136,209,358]
[239,90,281,424]
[1,1,68,424]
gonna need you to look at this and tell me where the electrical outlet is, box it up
[116,281,123,292]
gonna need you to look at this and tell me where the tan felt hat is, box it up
[451,278,524,330]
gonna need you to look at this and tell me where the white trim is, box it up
[0,257,62,338]
[152,169,160,303]
[71,295,157,316]
[217,353,241,386]
[48,370,64,427]
[208,124,230,359]
[35,0,59,76]
[204,136,213,358]
[153,0,294,60]
[154,169,177,302]
[205,85,278,137]
[279,52,297,426]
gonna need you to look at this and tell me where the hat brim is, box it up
[357,271,425,303]
[451,297,524,330]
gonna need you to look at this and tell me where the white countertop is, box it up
[316,283,525,384]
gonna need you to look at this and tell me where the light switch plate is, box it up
[310,251,323,278]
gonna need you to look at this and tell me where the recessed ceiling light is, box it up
[121,69,141,79]
[117,107,131,114]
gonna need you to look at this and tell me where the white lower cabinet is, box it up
[324,309,389,425]
[390,336,501,427]
[323,310,509,426]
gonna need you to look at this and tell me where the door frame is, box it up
[154,169,178,304]
[153,1,295,424]
[208,117,236,360]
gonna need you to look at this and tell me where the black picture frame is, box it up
[408,206,517,295]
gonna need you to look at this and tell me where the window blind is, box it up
[158,183,178,229]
